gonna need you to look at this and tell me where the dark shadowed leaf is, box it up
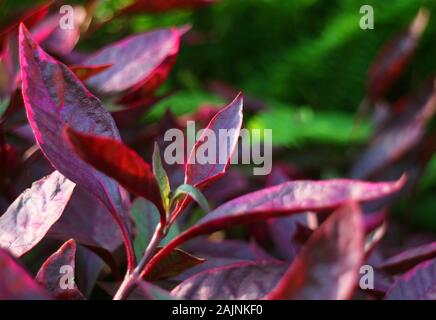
[385,259,436,300]
[172,261,287,300]
[179,177,403,243]
[119,0,217,15]
[0,171,75,257]
[83,28,182,96]
[170,184,210,213]
[185,93,243,188]
[378,242,436,274]
[39,6,86,56]
[176,238,277,281]
[0,248,49,299]
[35,239,85,300]
[266,203,364,300]
[19,24,131,238]
[64,127,163,214]
[70,63,113,81]
[145,248,205,281]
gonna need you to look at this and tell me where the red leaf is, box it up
[172,261,287,300]
[19,24,135,268]
[0,171,75,257]
[378,242,436,274]
[266,203,364,300]
[367,9,429,101]
[143,176,405,278]
[83,28,182,97]
[64,127,163,215]
[385,259,436,300]
[0,248,49,299]
[35,239,85,300]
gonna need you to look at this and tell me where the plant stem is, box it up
[113,222,164,300]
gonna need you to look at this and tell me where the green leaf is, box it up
[131,198,180,260]
[152,142,170,212]
[170,184,210,213]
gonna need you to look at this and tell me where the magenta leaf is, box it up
[172,261,287,300]
[385,259,436,300]
[266,203,364,300]
[35,239,85,300]
[83,28,182,97]
[378,242,436,274]
[18,24,135,267]
[0,171,75,257]
[0,248,49,299]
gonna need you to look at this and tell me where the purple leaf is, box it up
[172,261,287,300]
[0,171,75,257]
[0,248,49,299]
[35,239,85,300]
[143,177,405,278]
[266,203,364,300]
[39,6,86,56]
[377,242,436,274]
[169,94,243,224]
[83,28,182,97]
[18,24,134,267]
[385,259,436,300]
